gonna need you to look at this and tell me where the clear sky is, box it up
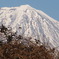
[0,0,59,21]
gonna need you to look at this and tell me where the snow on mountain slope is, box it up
[0,5,59,48]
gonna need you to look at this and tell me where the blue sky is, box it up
[0,0,59,21]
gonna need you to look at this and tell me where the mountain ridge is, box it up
[0,5,59,48]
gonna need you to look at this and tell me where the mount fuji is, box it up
[0,5,59,48]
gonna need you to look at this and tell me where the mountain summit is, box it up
[0,5,59,48]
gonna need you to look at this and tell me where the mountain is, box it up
[0,5,59,48]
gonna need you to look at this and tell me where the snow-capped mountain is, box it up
[0,5,59,48]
